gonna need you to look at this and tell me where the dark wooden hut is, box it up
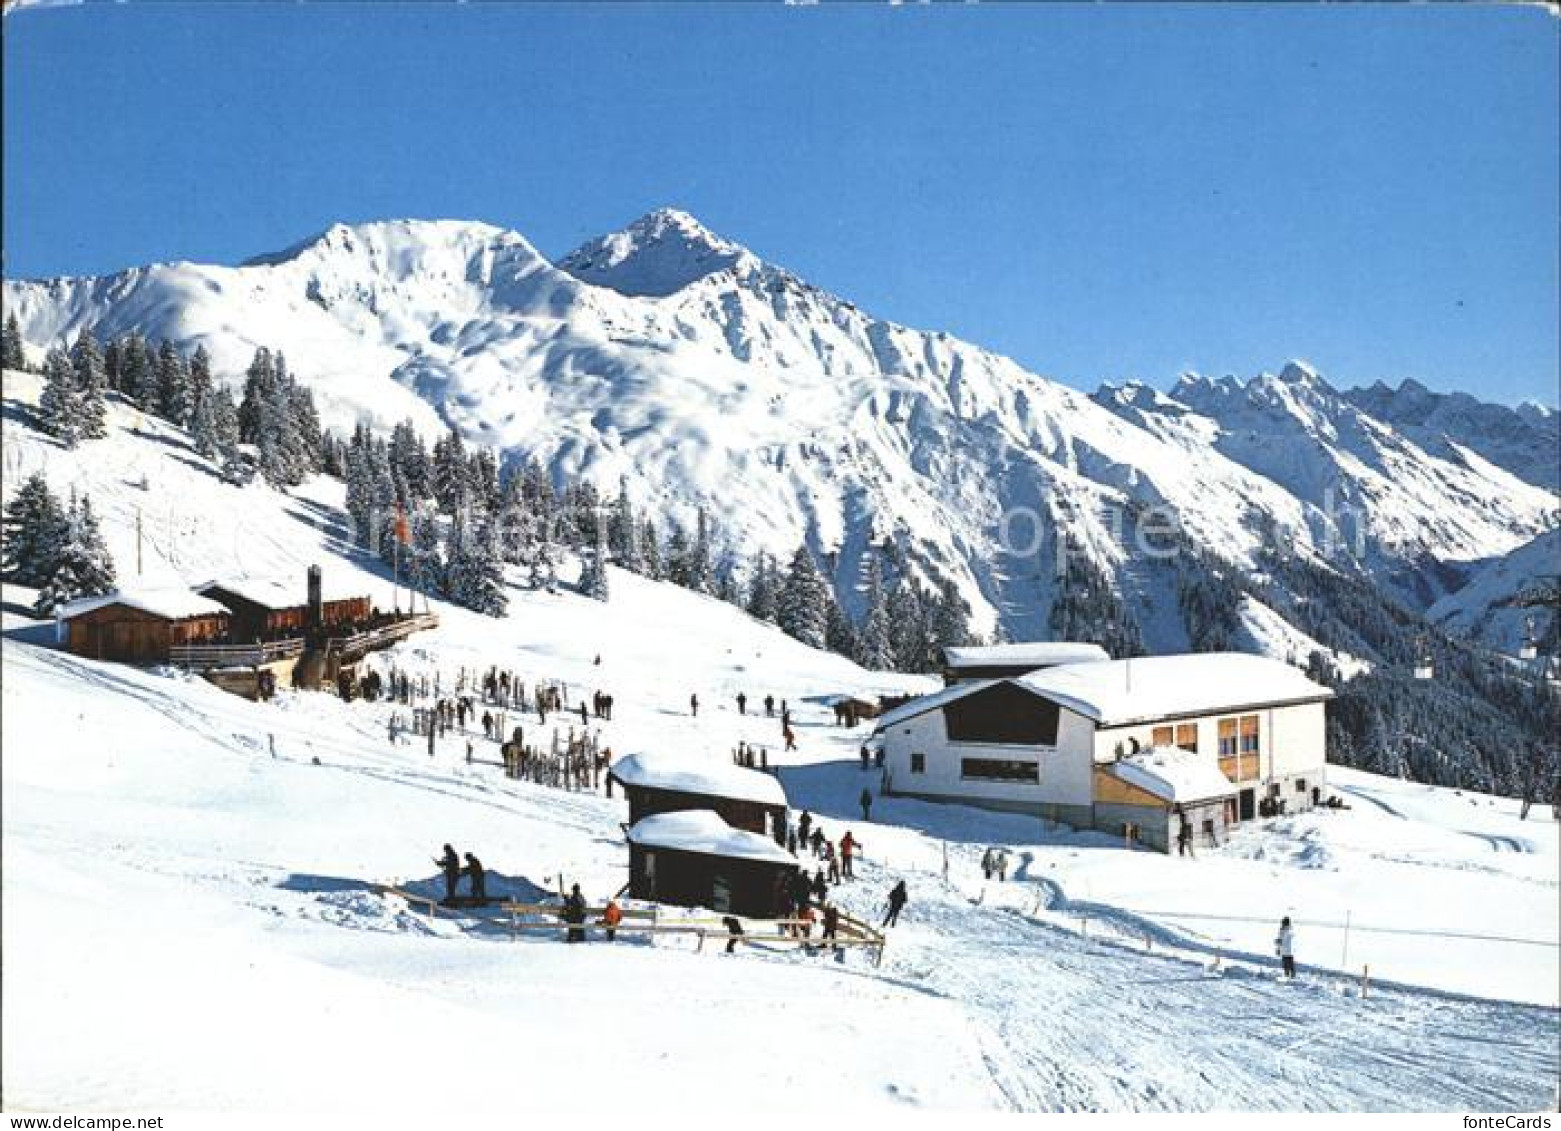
[626,810,799,917]
[608,752,788,843]
[58,590,230,664]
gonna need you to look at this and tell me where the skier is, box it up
[690,693,699,717]
[981,847,994,881]
[821,902,841,951]
[563,883,588,943]
[764,695,775,718]
[882,879,908,928]
[809,827,825,858]
[812,867,828,904]
[435,843,461,903]
[798,810,813,846]
[736,692,747,715]
[602,898,623,942]
[464,852,487,904]
[859,744,871,771]
[783,724,797,752]
[1176,809,1194,858]
[839,831,859,879]
[859,787,874,821]
[1275,916,1297,979]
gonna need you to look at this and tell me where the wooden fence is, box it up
[376,885,887,966]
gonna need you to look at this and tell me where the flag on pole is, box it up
[394,503,411,546]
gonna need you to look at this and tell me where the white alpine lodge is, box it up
[873,645,1333,852]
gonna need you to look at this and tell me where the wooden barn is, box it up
[57,589,231,664]
[608,751,789,844]
[196,573,371,641]
[626,810,799,917]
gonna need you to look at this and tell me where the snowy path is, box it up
[851,863,1559,1111]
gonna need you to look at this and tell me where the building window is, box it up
[1175,723,1198,753]
[1218,718,1238,758]
[910,752,926,775]
[961,758,1039,783]
[1239,715,1260,755]
[1152,725,1175,747]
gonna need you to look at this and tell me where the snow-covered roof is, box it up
[59,588,231,622]
[626,810,797,866]
[943,642,1110,669]
[608,752,787,808]
[195,575,368,611]
[1106,746,1237,804]
[873,679,997,732]
[1016,652,1332,727]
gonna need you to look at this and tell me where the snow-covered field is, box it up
[3,381,1558,1112]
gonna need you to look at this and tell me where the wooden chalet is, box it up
[608,751,789,844]
[196,574,372,641]
[626,810,799,917]
[58,589,231,664]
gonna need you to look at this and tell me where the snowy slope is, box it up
[3,393,1558,1112]
[1097,365,1557,602]
[1346,378,1560,492]
[1428,530,1561,656]
[6,213,1554,649]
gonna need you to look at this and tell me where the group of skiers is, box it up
[434,843,488,904]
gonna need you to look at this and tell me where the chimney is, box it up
[307,565,323,631]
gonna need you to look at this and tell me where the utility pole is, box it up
[136,506,143,577]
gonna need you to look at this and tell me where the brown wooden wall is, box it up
[1092,767,1167,808]
[621,785,787,843]
[629,844,794,917]
[65,605,229,663]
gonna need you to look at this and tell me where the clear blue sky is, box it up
[4,2,1557,405]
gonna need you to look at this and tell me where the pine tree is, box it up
[932,578,973,650]
[238,347,275,443]
[857,556,895,669]
[640,518,663,581]
[431,430,469,514]
[34,492,116,614]
[887,578,930,672]
[447,511,508,617]
[688,508,714,594]
[38,346,83,448]
[120,333,157,410]
[407,506,445,599]
[665,520,693,588]
[187,344,215,429]
[778,543,830,649]
[610,479,640,572]
[1,312,27,371]
[747,551,779,623]
[580,511,611,602]
[70,330,108,440]
[156,340,192,426]
[1,472,68,586]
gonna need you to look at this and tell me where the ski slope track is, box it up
[2,381,1558,1112]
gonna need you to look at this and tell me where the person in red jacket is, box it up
[839,831,860,879]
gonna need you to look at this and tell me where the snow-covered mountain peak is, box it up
[559,207,761,297]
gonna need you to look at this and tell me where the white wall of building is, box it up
[881,700,1096,817]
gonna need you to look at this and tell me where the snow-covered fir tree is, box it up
[1,472,68,587]
[856,555,895,669]
[156,340,192,427]
[70,330,108,440]
[610,479,640,573]
[33,491,116,615]
[579,511,610,602]
[746,550,779,623]
[639,517,663,581]
[688,507,715,594]
[445,512,508,617]
[38,347,83,448]
[1,312,27,371]
[778,543,829,649]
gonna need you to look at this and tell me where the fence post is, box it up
[1360,965,1370,999]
